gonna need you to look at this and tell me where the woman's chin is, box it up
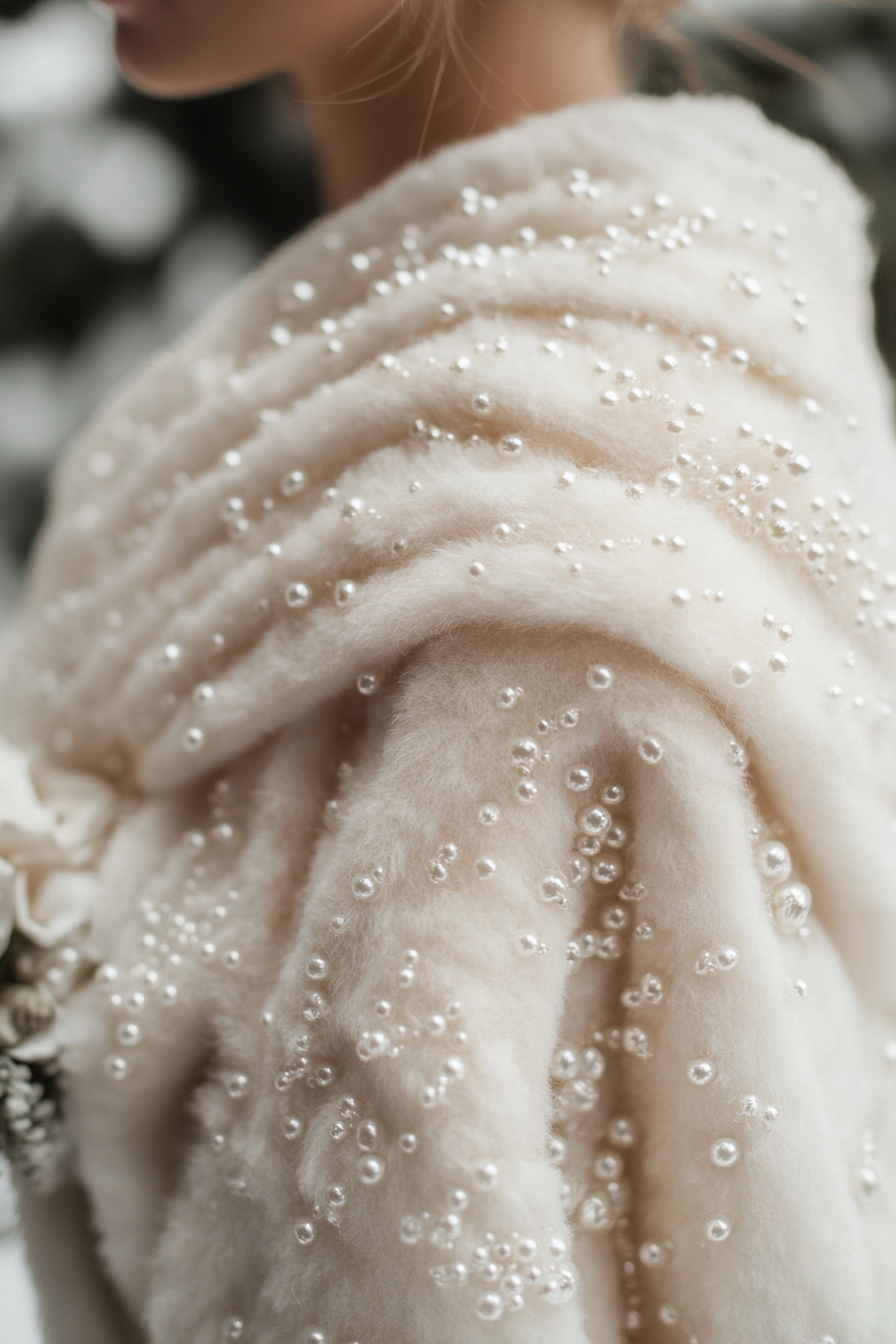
[113,24,248,99]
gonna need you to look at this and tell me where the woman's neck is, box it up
[294,0,625,209]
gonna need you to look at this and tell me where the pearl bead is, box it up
[710,1138,740,1167]
[474,1162,499,1189]
[757,840,792,882]
[860,1165,879,1196]
[351,874,377,901]
[306,954,330,980]
[476,1294,503,1320]
[638,737,664,764]
[539,1265,577,1304]
[538,873,568,906]
[638,1241,665,1267]
[604,823,627,849]
[285,582,311,608]
[280,469,306,497]
[592,856,623,884]
[705,1217,731,1242]
[730,660,753,686]
[587,664,613,691]
[577,804,611,837]
[566,765,593,791]
[771,881,812,933]
[516,930,540,956]
[358,1156,385,1184]
[607,1116,637,1147]
[578,1194,611,1230]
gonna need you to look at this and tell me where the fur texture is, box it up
[4,95,896,1343]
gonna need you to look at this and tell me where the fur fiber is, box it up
[4,94,896,1343]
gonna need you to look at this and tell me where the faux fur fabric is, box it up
[5,94,896,1344]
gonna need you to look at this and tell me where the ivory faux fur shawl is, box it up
[4,94,896,1344]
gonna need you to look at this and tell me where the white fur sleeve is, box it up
[239,630,601,1344]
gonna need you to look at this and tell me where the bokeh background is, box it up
[0,0,894,1333]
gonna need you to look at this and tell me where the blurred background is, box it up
[0,0,894,1334]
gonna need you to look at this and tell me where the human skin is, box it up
[95,0,625,207]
